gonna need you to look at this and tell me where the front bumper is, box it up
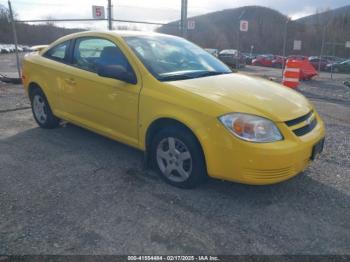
[198,113,326,185]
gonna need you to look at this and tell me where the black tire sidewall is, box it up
[30,88,60,129]
[150,126,207,189]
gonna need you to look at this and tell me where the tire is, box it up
[150,126,207,189]
[30,88,60,129]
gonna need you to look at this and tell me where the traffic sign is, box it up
[240,20,248,32]
[346,41,350,48]
[293,40,302,50]
[92,5,105,19]
[188,20,195,30]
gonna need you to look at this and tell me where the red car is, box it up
[287,55,308,61]
[272,56,286,68]
[252,55,274,67]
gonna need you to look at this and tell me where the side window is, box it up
[73,37,132,73]
[44,41,69,62]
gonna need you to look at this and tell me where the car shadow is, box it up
[1,123,349,254]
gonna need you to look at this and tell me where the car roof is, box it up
[59,30,172,41]
[42,30,178,54]
[219,49,238,54]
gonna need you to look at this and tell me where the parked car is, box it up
[325,60,350,73]
[271,56,286,68]
[218,49,246,68]
[287,55,308,61]
[242,53,257,65]
[0,45,7,53]
[0,43,31,53]
[204,48,219,57]
[22,45,32,52]
[252,55,274,67]
[22,31,325,188]
[322,56,345,63]
[308,57,329,71]
[30,45,49,52]
[0,44,11,53]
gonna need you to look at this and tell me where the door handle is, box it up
[64,78,76,85]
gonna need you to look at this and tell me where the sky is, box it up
[0,0,349,30]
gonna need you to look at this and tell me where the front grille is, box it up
[293,118,317,136]
[284,110,318,137]
[285,111,313,126]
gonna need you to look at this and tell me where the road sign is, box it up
[346,41,350,48]
[293,40,302,50]
[240,20,248,32]
[187,20,195,30]
[92,5,105,19]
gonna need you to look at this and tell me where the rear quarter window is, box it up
[43,41,69,62]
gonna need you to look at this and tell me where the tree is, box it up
[0,5,11,44]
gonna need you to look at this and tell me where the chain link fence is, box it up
[1,1,350,81]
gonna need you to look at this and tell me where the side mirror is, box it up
[97,64,137,84]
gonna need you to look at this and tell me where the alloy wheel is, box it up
[33,94,47,124]
[156,137,192,183]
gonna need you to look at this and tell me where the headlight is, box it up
[219,113,283,142]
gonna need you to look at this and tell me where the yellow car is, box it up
[22,31,325,188]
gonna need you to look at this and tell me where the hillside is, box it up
[159,6,287,54]
[297,5,350,25]
[0,5,82,45]
[158,5,350,57]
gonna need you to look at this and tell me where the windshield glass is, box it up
[123,35,231,81]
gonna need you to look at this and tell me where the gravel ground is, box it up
[239,65,350,106]
[0,53,25,77]
[0,83,30,112]
[0,82,349,255]
[298,79,350,106]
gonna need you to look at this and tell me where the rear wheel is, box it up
[151,126,207,188]
[30,88,60,129]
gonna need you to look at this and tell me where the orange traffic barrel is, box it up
[282,59,300,88]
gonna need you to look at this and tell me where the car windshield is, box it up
[123,35,232,81]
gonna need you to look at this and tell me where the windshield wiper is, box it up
[159,74,196,81]
[159,71,231,81]
[192,71,231,78]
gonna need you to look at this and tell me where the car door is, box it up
[40,40,72,114]
[60,36,141,147]
[345,61,350,73]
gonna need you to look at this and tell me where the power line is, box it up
[15,18,174,26]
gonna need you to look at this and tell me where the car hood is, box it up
[167,73,312,122]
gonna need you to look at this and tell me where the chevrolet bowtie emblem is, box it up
[306,117,312,125]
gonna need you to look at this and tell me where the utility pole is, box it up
[330,41,336,80]
[236,10,245,70]
[181,0,188,38]
[107,0,112,30]
[319,10,334,77]
[318,26,326,73]
[8,0,21,79]
[282,18,290,76]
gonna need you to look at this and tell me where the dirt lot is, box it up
[0,53,25,78]
[0,55,350,255]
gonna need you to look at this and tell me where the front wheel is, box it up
[30,88,60,129]
[151,126,207,189]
